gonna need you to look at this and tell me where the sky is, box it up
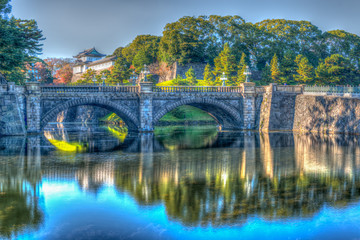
[11,0,360,59]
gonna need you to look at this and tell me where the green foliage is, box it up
[0,1,44,84]
[294,55,314,84]
[111,56,131,84]
[106,15,360,86]
[270,54,282,83]
[0,0,11,17]
[159,105,215,122]
[203,63,214,86]
[261,63,272,85]
[280,51,297,84]
[159,16,210,65]
[213,43,236,85]
[185,67,197,85]
[236,53,247,85]
[315,54,359,85]
[132,49,152,73]
[323,30,360,68]
[172,75,189,86]
[122,35,161,64]
[77,69,97,84]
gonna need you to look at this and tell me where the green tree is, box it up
[280,51,297,84]
[99,69,112,84]
[270,54,282,83]
[132,49,152,73]
[173,74,188,86]
[294,55,314,84]
[0,1,44,84]
[257,19,323,66]
[78,69,97,84]
[122,35,161,64]
[203,64,214,86]
[159,16,210,65]
[315,54,358,85]
[111,56,131,85]
[236,53,247,85]
[213,43,236,85]
[323,30,360,68]
[261,62,272,85]
[185,67,197,85]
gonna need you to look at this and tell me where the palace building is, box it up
[72,48,117,80]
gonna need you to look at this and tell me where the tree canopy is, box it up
[113,15,360,86]
[0,0,44,84]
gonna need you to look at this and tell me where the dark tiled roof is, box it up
[74,47,106,58]
[87,56,117,67]
[73,60,88,66]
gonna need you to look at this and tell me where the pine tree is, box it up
[280,51,297,84]
[213,43,236,86]
[185,67,197,85]
[236,52,247,85]
[261,62,272,85]
[270,53,282,83]
[315,54,358,85]
[111,56,131,85]
[203,63,214,86]
[294,54,314,84]
[173,74,188,86]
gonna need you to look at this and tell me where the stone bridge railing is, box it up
[38,85,265,94]
[153,86,243,93]
[274,85,303,93]
[303,86,360,97]
[40,85,138,93]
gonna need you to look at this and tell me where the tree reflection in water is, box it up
[115,131,360,226]
[1,127,360,236]
[0,137,43,239]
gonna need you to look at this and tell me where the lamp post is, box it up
[220,72,227,87]
[92,75,97,86]
[101,74,106,86]
[141,64,150,82]
[244,66,251,83]
[26,63,37,83]
[130,71,138,86]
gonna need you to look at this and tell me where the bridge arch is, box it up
[153,98,242,130]
[40,98,140,131]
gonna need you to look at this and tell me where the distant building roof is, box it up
[74,47,106,58]
[87,56,117,67]
[73,60,88,67]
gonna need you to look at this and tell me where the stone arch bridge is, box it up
[18,82,271,133]
[1,81,310,135]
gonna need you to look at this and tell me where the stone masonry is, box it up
[0,83,26,135]
[0,82,263,135]
[4,80,360,136]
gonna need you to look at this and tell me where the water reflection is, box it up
[0,137,43,239]
[44,124,128,153]
[0,127,360,238]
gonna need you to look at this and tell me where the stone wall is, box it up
[6,81,360,135]
[153,62,207,83]
[293,95,360,134]
[259,85,299,132]
[0,84,26,136]
[259,86,360,134]
[56,106,110,124]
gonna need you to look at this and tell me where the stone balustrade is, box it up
[153,86,243,93]
[5,80,360,136]
[41,85,138,93]
[275,85,303,93]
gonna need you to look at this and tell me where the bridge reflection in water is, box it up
[0,127,360,238]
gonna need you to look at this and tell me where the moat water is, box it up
[1,124,360,239]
